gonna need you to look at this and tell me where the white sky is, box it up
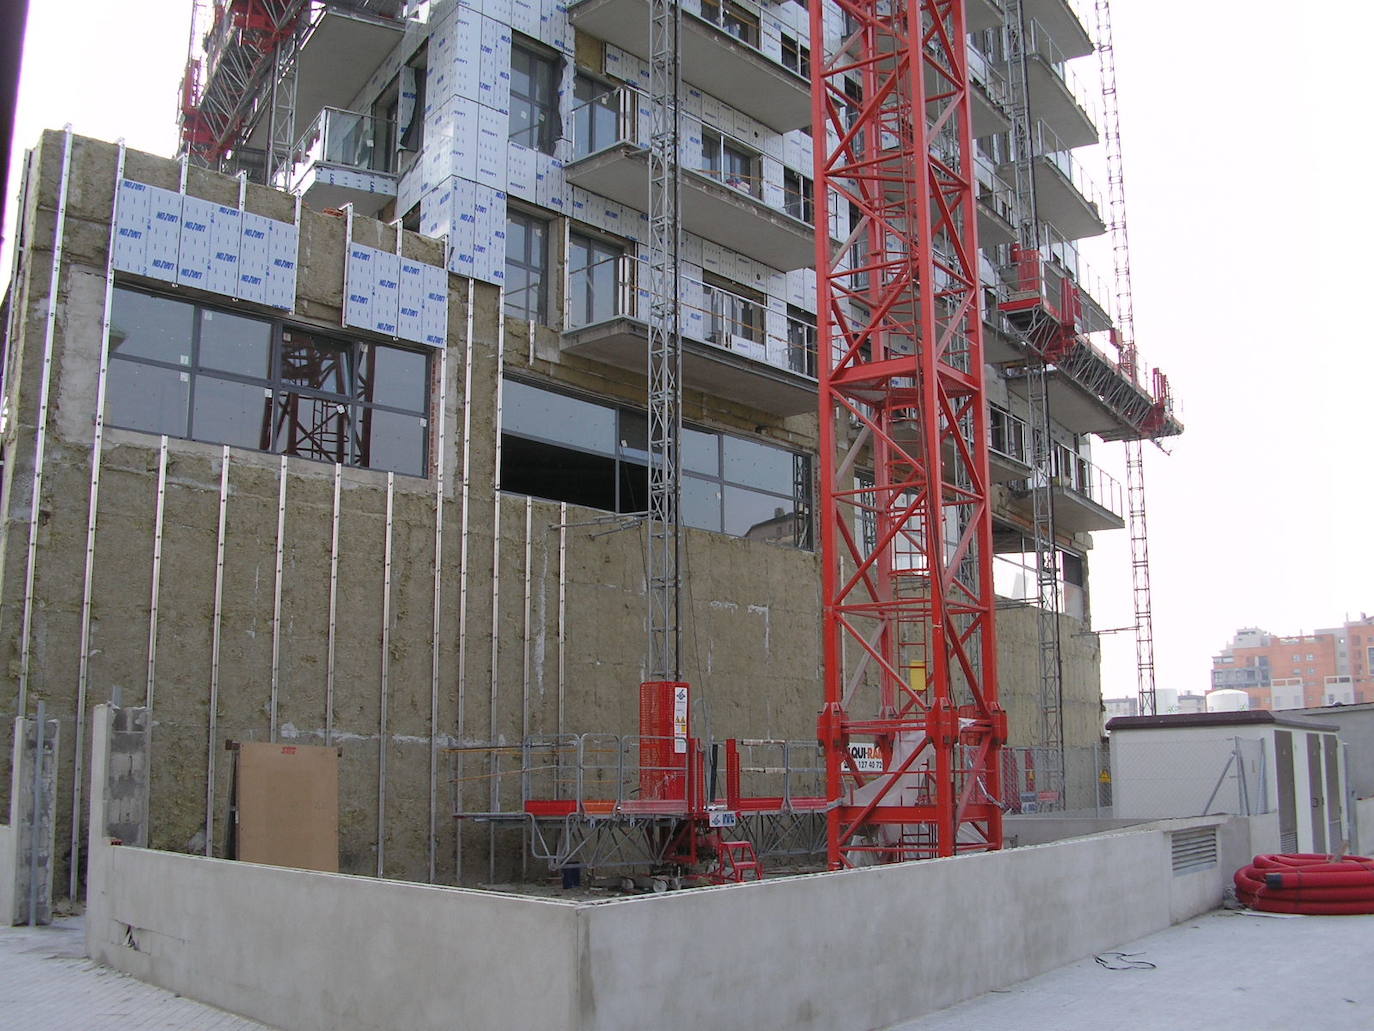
[5,1,1371,703]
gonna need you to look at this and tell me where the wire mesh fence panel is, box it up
[1111,735,1270,819]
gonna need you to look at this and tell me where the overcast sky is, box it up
[5,1,1369,704]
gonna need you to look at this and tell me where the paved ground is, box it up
[892,907,1374,1031]
[0,916,275,1029]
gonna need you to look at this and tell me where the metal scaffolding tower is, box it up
[811,0,1004,867]
[645,0,684,682]
[1094,0,1157,717]
[1005,0,1064,797]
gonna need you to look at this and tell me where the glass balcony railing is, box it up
[569,81,807,221]
[1032,121,1104,215]
[292,107,399,180]
[1025,19,1100,129]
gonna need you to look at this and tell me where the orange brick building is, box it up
[1210,623,1366,711]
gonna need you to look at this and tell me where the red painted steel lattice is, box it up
[810,0,1004,867]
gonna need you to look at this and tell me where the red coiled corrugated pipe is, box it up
[1234,853,1374,915]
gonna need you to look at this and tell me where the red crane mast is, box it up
[811,0,1004,867]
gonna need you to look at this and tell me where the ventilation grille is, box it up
[1171,827,1218,874]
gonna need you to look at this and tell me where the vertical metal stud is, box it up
[341,206,355,329]
[558,501,567,737]
[71,140,126,897]
[378,472,394,878]
[206,445,231,857]
[143,435,169,843]
[429,338,450,883]
[270,454,287,741]
[456,280,475,882]
[488,291,506,884]
[521,496,533,882]
[29,700,47,927]
[18,126,74,718]
[527,318,535,366]
[326,463,342,745]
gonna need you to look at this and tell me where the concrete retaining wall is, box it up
[88,700,1239,1031]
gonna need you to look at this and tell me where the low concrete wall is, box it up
[87,845,580,1031]
[0,823,13,924]
[84,707,1236,1031]
[86,821,1236,1031]
[1004,814,1146,847]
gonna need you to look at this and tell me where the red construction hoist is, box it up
[810,0,1005,867]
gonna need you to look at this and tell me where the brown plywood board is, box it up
[236,742,339,872]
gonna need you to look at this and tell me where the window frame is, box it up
[106,284,432,477]
[509,40,562,156]
[567,228,626,329]
[702,272,766,347]
[504,208,550,323]
[572,71,621,159]
[700,127,761,199]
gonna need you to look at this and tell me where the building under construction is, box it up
[0,0,1181,898]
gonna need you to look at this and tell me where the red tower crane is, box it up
[810,0,1004,866]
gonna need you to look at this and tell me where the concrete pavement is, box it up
[0,916,275,1029]
[891,907,1374,1030]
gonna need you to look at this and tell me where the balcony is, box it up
[1008,447,1125,534]
[1023,20,1098,148]
[567,0,812,132]
[565,87,816,271]
[975,159,1016,249]
[243,6,405,164]
[288,108,399,215]
[987,405,1034,483]
[560,262,817,416]
[968,48,1013,139]
[1024,0,1093,59]
[1003,123,1106,241]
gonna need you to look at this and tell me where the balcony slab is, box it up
[568,0,812,132]
[562,316,817,416]
[565,142,816,271]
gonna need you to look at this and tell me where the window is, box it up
[505,210,549,322]
[703,273,764,346]
[682,430,811,547]
[107,286,430,476]
[784,168,814,223]
[502,379,811,548]
[781,33,810,77]
[568,232,624,328]
[572,73,620,159]
[509,42,561,155]
[786,305,816,377]
[699,0,760,46]
[700,128,760,198]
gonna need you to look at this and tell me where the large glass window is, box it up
[107,287,430,476]
[568,232,623,328]
[502,379,811,548]
[505,211,549,322]
[509,42,561,155]
[572,73,620,160]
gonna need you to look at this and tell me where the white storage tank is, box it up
[1206,688,1250,712]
